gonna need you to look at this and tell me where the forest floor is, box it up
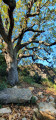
[0,81,56,120]
[0,63,56,120]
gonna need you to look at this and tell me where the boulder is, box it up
[0,88,32,104]
[33,102,56,120]
[38,102,56,114]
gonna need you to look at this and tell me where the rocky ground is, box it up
[0,82,56,120]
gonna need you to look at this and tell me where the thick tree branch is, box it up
[14,0,42,51]
[20,39,56,49]
[8,9,14,41]
[3,0,16,41]
[14,27,44,52]
[26,0,38,16]
[18,52,49,63]
[24,28,45,33]
[19,53,33,59]
[25,0,39,26]
[0,14,8,42]
[48,42,56,46]
[27,13,40,18]
[25,46,50,55]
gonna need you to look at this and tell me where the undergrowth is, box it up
[18,67,56,90]
[0,81,7,91]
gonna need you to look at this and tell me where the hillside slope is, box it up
[18,63,56,84]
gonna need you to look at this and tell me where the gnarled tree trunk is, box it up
[3,42,19,86]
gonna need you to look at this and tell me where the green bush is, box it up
[33,73,41,84]
[41,78,54,87]
[0,104,2,108]
[0,81,7,91]
[23,76,35,84]
[22,68,29,76]
[30,96,36,104]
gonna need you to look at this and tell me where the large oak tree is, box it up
[0,0,56,86]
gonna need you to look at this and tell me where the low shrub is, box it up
[33,73,41,84]
[30,96,37,104]
[0,53,7,76]
[0,81,7,91]
[23,76,35,84]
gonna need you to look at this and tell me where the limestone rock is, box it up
[37,92,43,96]
[13,85,18,89]
[46,97,49,102]
[0,88,32,104]
[38,102,56,114]
[49,96,54,102]
[22,118,27,120]
[0,118,5,120]
[0,107,11,116]
[33,108,42,120]
[49,101,55,107]
[28,87,34,91]
[33,102,56,120]
[40,95,44,98]
[33,114,37,120]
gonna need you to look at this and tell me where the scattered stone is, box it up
[33,114,37,120]
[33,108,42,120]
[33,102,56,120]
[46,97,49,102]
[22,117,27,120]
[28,87,34,91]
[0,88,32,104]
[40,95,44,98]
[38,102,56,114]
[49,101,55,107]
[17,113,20,117]
[33,108,39,113]
[37,92,43,96]
[0,118,5,120]
[49,96,54,102]
[0,107,11,116]
[13,85,17,89]
[54,96,56,108]
[33,96,38,101]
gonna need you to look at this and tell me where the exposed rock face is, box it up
[0,88,32,104]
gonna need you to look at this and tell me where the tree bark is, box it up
[3,42,19,86]
[7,63,19,86]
